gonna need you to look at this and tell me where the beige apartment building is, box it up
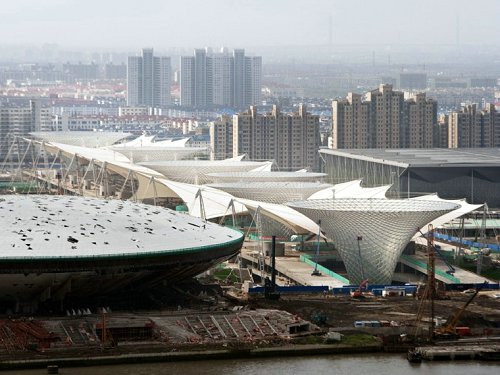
[448,104,481,148]
[332,93,369,148]
[448,103,500,148]
[365,84,405,148]
[332,84,437,149]
[209,115,233,160]
[232,105,320,171]
[406,93,437,148]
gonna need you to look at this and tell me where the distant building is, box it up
[63,62,99,81]
[405,93,437,148]
[429,78,468,89]
[209,115,233,160]
[482,104,500,147]
[469,78,497,88]
[51,115,100,131]
[233,105,320,171]
[436,114,449,148]
[127,48,171,108]
[448,103,500,148]
[118,107,151,117]
[180,48,261,109]
[180,56,195,107]
[332,85,437,149]
[320,148,500,207]
[331,93,369,149]
[398,73,427,90]
[0,100,51,161]
[105,63,127,80]
[365,84,405,148]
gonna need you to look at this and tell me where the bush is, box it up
[340,334,377,345]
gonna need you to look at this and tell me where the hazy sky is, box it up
[1,0,499,50]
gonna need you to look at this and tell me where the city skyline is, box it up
[180,48,261,108]
[127,48,171,107]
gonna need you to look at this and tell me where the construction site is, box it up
[0,137,499,368]
[0,233,499,369]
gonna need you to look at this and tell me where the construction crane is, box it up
[413,224,437,341]
[434,281,488,339]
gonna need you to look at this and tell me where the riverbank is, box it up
[0,343,383,371]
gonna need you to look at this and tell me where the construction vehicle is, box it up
[434,281,488,339]
[351,279,369,298]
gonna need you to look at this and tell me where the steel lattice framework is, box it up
[209,182,333,204]
[111,147,207,163]
[207,171,327,183]
[287,198,459,284]
[139,160,272,185]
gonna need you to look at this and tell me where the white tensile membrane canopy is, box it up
[111,135,191,148]
[139,159,274,184]
[153,178,324,235]
[46,142,132,164]
[22,139,482,256]
[30,131,131,148]
[411,194,483,238]
[235,197,326,237]
[111,134,156,148]
[308,179,392,200]
[207,182,335,204]
[108,136,207,162]
[152,178,402,237]
[39,141,174,200]
[206,171,327,183]
[155,178,248,220]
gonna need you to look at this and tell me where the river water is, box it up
[4,354,499,375]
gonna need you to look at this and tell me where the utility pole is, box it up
[311,220,322,276]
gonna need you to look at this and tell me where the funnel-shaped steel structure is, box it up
[288,198,458,284]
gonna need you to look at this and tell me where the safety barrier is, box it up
[400,254,461,283]
[299,255,350,284]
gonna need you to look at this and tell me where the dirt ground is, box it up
[249,292,500,329]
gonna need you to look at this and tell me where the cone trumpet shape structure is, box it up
[287,198,459,284]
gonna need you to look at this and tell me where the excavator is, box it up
[351,279,369,298]
[434,281,488,339]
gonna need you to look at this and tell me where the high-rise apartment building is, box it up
[481,104,500,147]
[0,100,51,161]
[331,93,369,149]
[405,93,437,148]
[448,103,500,148]
[448,104,481,148]
[436,114,449,148]
[180,56,195,107]
[365,84,405,149]
[209,115,233,160]
[233,49,246,108]
[244,56,262,108]
[180,48,261,108]
[233,105,320,171]
[332,85,437,149]
[127,48,171,108]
